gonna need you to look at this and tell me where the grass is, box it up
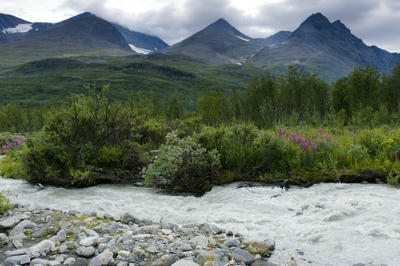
[0,54,263,109]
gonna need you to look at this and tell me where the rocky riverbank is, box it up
[0,206,276,266]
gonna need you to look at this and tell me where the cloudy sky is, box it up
[1,0,399,52]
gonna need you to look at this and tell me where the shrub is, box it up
[0,191,13,214]
[143,132,221,194]
[196,124,266,174]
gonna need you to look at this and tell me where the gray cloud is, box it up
[3,0,400,52]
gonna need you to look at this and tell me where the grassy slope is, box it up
[0,54,263,108]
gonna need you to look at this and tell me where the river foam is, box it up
[1,178,399,265]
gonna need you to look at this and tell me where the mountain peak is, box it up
[302,12,331,30]
[209,18,234,29]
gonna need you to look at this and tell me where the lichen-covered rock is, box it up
[248,240,270,255]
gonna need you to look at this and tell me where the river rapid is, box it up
[1,177,400,266]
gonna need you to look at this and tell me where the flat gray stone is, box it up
[4,248,28,257]
[171,260,200,266]
[0,214,29,230]
[4,254,31,265]
[232,248,256,264]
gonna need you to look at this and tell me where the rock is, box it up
[64,257,76,265]
[29,239,55,256]
[204,262,219,266]
[224,239,240,248]
[190,235,216,249]
[58,244,67,254]
[30,258,60,265]
[89,249,114,266]
[31,229,45,238]
[56,229,66,242]
[5,248,29,257]
[0,214,29,229]
[161,229,172,235]
[232,248,256,264]
[4,255,31,265]
[195,250,216,265]
[171,260,200,266]
[54,256,64,264]
[85,229,100,238]
[0,232,9,245]
[121,213,135,224]
[180,244,193,251]
[80,236,98,246]
[117,250,130,258]
[136,224,161,234]
[248,240,270,255]
[251,261,277,266]
[152,254,177,266]
[77,246,96,257]
[12,239,23,248]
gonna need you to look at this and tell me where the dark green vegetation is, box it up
[0,54,262,108]
[2,63,400,195]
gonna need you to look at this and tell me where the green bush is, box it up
[143,132,221,194]
[196,124,271,176]
[0,191,13,214]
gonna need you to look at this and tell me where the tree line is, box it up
[1,63,400,132]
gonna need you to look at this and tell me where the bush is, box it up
[0,191,13,214]
[143,132,221,194]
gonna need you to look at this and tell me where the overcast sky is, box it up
[1,0,399,52]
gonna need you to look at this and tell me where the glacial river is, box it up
[1,177,400,266]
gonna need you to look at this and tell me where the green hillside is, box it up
[0,53,263,108]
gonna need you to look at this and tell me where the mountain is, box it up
[263,31,291,46]
[165,18,266,65]
[0,12,134,68]
[248,13,400,81]
[114,24,169,54]
[0,13,54,43]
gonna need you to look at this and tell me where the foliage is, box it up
[143,132,221,194]
[0,190,13,214]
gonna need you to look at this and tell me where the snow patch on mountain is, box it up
[129,43,153,54]
[235,35,250,42]
[2,23,32,34]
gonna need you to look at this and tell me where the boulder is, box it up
[76,246,95,258]
[0,214,29,230]
[56,229,67,242]
[29,239,55,256]
[232,248,255,264]
[89,249,114,266]
[79,236,98,247]
[0,232,9,245]
[30,258,60,265]
[4,255,31,265]
[248,240,270,255]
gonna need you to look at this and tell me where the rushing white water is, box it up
[1,178,400,266]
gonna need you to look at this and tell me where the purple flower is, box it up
[258,133,262,138]
[395,151,398,159]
